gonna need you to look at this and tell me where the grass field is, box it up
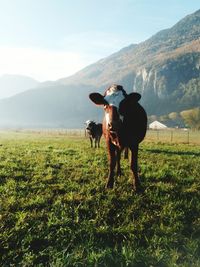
[0,131,200,266]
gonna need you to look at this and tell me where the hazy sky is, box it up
[0,0,199,81]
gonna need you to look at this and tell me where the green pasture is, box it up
[0,131,200,266]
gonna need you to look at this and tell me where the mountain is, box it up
[0,9,200,128]
[0,83,102,128]
[58,9,200,114]
[0,74,40,99]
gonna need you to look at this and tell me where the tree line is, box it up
[149,107,200,130]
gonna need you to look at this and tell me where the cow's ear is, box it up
[128,92,141,102]
[89,93,108,105]
[119,93,141,115]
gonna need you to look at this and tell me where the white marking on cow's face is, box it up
[104,90,125,109]
[104,86,125,129]
[85,120,95,130]
[85,120,92,127]
[105,112,110,126]
[105,85,119,96]
[104,105,123,133]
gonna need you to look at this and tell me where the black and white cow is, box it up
[85,120,103,148]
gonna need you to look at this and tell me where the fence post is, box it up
[187,131,189,144]
[157,130,159,142]
[170,130,173,143]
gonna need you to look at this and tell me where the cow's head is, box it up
[85,120,95,131]
[89,84,141,147]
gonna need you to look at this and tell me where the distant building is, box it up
[149,120,167,130]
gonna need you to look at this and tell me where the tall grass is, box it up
[0,132,199,266]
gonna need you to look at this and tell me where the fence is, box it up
[145,129,200,145]
[54,129,199,145]
[5,128,200,145]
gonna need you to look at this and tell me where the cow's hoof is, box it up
[133,184,144,193]
[116,171,122,177]
[106,182,114,189]
[132,180,143,191]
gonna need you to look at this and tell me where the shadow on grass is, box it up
[144,148,200,157]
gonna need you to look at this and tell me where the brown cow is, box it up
[89,84,147,191]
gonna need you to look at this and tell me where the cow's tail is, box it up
[124,147,129,159]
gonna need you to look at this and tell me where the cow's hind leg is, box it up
[98,137,101,148]
[116,148,122,177]
[130,144,142,192]
[94,138,97,148]
[124,147,129,159]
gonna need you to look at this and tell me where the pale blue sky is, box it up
[0,0,199,81]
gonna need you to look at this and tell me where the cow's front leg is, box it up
[130,145,141,192]
[90,137,93,148]
[116,148,122,177]
[106,141,116,188]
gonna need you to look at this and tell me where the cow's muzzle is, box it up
[108,130,121,147]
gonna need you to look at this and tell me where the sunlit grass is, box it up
[0,132,199,266]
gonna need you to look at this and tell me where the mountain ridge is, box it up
[0,74,40,99]
[0,9,200,127]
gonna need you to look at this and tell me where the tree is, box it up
[159,114,169,123]
[177,78,200,110]
[180,107,200,130]
[148,115,158,123]
[168,112,179,120]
